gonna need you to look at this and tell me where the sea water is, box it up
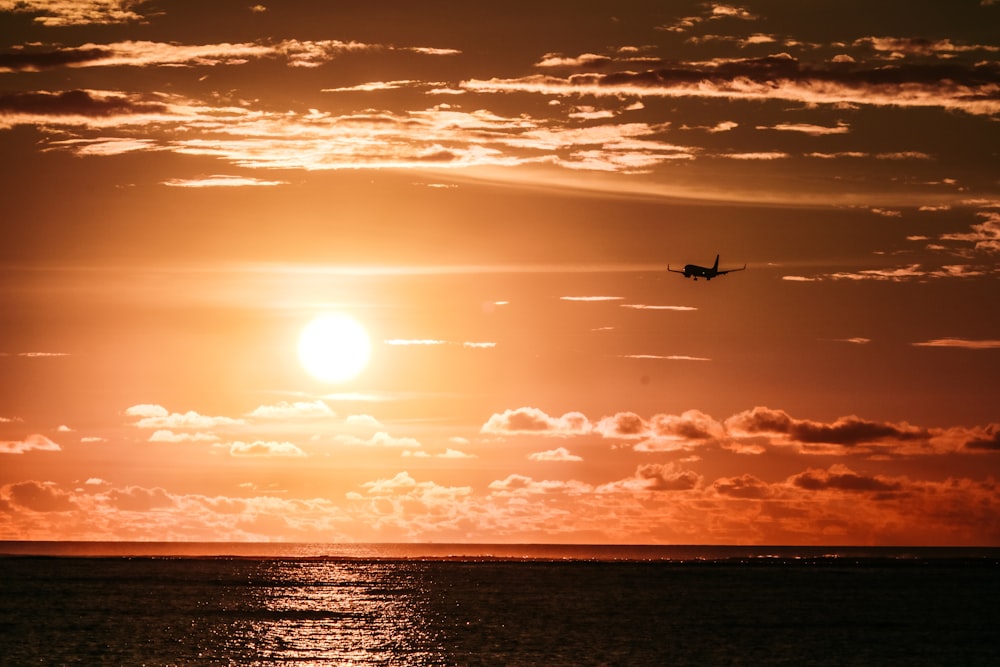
[1,543,997,666]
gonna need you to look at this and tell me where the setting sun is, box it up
[298,313,372,383]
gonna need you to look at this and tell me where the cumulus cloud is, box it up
[126,404,245,430]
[528,447,583,462]
[7,480,75,511]
[506,405,995,457]
[229,441,307,458]
[247,400,335,420]
[635,463,701,491]
[481,407,592,437]
[789,464,902,494]
[725,406,931,451]
[713,474,771,499]
[109,485,175,511]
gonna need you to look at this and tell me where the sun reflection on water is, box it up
[222,561,445,666]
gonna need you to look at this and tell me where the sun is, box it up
[298,313,372,383]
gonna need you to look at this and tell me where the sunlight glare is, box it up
[298,313,372,383]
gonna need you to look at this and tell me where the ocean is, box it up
[1,543,997,666]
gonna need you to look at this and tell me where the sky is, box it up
[1,0,998,546]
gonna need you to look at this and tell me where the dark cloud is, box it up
[598,411,648,437]
[713,474,770,499]
[0,89,167,116]
[598,55,1000,92]
[791,467,901,493]
[481,407,591,436]
[726,406,930,447]
[636,463,700,491]
[8,481,76,511]
[0,47,111,71]
[651,410,721,441]
[964,425,1000,451]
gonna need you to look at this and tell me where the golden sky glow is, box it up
[1,0,998,545]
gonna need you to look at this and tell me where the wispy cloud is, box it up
[463,53,1000,116]
[620,304,697,311]
[0,39,459,72]
[912,338,1000,349]
[621,354,711,361]
[162,175,288,188]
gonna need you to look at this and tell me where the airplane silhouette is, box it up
[667,255,746,281]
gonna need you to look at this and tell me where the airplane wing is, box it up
[666,265,685,274]
[716,264,747,275]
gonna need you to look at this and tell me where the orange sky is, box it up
[1,0,998,545]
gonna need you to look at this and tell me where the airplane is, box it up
[667,254,746,281]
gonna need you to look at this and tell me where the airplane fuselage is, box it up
[680,264,717,280]
[668,255,745,280]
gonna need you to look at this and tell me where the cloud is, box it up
[620,304,697,311]
[481,407,591,437]
[126,404,245,430]
[148,430,219,443]
[560,295,624,302]
[0,434,61,455]
[713,474,771,499]
[912,338,1000,349]
[162,175,288,188]
[621,354,711,361]
[229,441,307,458]
[482,405,996,459]
[796,261,996,282]
[635,410,725,452]
[462,54,1000,116]
[0,89,168,118]
[108,486,174,511]
[528,447,583,462]
[384,339,448,346]
[535,53,613,69]
[759,121,850,135]
[855,36,1000,58]
[335,432,422,448]
[0,0,149,26]
[718,151,790,160]
[961,425,1000,451]
[247,400,335,420]
[790,464,901,493]
[0,39,459,72]
[725,406,931,449]
[437,448,476,459]
[594,412,649,439]
[939,214,1000,253]
[635,463,701,491]
[7,480,75,511]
